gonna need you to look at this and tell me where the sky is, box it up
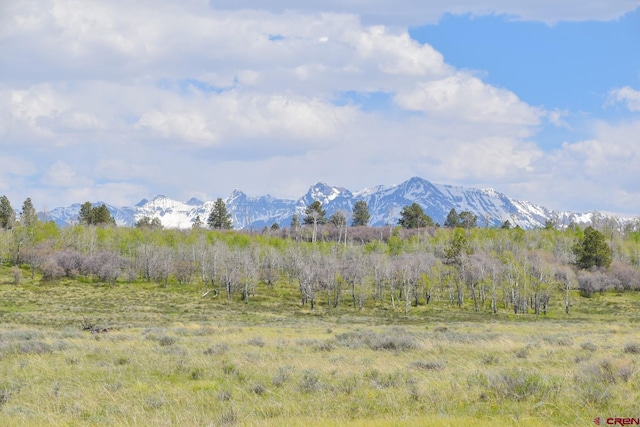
[1,0,640,216]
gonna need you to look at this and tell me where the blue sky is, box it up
[1,0,639,216]
[411,12,640,111]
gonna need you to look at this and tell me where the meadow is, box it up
[0,266,638,426]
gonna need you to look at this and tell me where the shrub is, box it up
[410,360,446,371]
[217,390,232,401]
[250,383,266,395]
[624,342,640,354]
[580,341,598,352]
[542,335,573,346]
[334,328,418,351]
[41,258,64,280]
[488,369,548,402]
[298,370,322,393]
[481,352,500,365]
[0,388,10,409]
[247,337,265,347]
[190,368,204,380]
[574,366,614,406]
[272,366,294,387]
[19,340,52,355]
[11,266,22,284]
[204,344,229,355]
[515,346,530,359]
[222,362,237,375]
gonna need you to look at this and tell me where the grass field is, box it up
[0,267,639,426]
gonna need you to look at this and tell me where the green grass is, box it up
[0,269,638,425]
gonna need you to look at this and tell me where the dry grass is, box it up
[0,272,638,425]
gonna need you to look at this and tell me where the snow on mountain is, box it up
[42,177,631,230]
[225,190,296,230]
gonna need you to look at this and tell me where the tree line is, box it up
[0,194,637,316]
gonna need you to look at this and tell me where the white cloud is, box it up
[207,0,639,25]
[607,86,640,112]
[523,119,640,215]
[547,109,570,128]
[394,74,542,126]
[45,161,91,187]
[1,0,636,215]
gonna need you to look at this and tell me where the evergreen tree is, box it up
[444,208,460,228]
[93,204,116,225]
[0,195,16,229]
[20,197,38,227]
[207,198,233,229]
[192,215,204,229]
[290,213,301,230]
[501,220,512,229]
[135,216,163,229]
[398,203,434,229]
[78,202,115,226]
[459,211,478,229]
[78,202,94,225]
[573,226,612,269]
[303,201,327,225]
[445,228,471,265]
[351,200,370,226]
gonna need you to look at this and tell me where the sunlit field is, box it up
[0,267,638,426]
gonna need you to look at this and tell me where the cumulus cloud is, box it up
[0,0,636,214]
[394,74,542,126]
[607,86,640,112]
[522,119,640,215]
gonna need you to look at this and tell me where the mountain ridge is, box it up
[42,177,629,230]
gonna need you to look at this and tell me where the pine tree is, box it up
[573,226,612,269]
[0,195,16,229]
[78,202,115,226]
[351,200,370,226]
[445,228,470,265]
[398,203,434,229]
[192,215,204,229]
[93,204,115,225]
[207,198,233,229]
[303,201,327,225]
[20,197,38,227]
[135,216,163,229]
[444,208,460,228]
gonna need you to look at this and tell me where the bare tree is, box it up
[555,265,577,314]
[260,246,281,288]
[240,247,260,303]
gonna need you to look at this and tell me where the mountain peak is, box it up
[42,177,615,230]
[186,197,204,206]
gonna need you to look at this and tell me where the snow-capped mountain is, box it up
[42,177,628,230]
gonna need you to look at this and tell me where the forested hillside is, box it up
[2,212,639,317]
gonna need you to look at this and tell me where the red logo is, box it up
[603,418,640,426]
[594,418,601,426]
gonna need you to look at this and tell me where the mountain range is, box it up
[43,176,618,230]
